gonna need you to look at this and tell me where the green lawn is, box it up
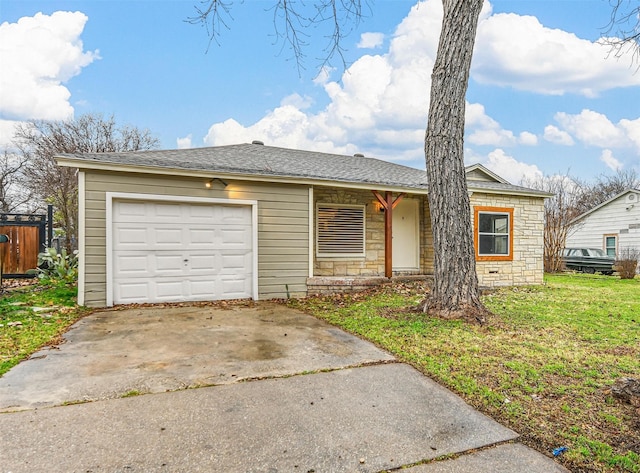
[0,281,89,376]
[289,273,640,473]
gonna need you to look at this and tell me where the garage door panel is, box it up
[154,254,186,273]
[155,228,183,245]
[155,280,185,299]
[116,281,152,303]
[115,227,149,246]
[188,205,216,219]
[221,228,251,246]
[112,200,254,304]
[221,276,252,298]
[221,206,251,223]
[114,201,147,220]
[190,279,217,297]
[114,254,150,275]
[189,228,216,244]
[220,252,252,271]
[189,254,217,272]
[153,203,182,218]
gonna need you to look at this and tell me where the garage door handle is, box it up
[184,259,189,262]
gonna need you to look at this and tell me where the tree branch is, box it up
[189,0,368,73]
[601,0,640,66]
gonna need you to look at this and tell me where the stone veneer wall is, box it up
[471,193,545,287]
[312,187,432,277]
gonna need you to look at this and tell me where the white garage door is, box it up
[112,200,253,304]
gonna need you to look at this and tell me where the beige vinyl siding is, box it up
[466,169,495,182]
[82,170,309,307]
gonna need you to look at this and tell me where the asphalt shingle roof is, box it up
[57,142,549,196]
[59,143,429,189]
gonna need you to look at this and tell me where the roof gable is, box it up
[572,188,640,223]
[464,164,509,184]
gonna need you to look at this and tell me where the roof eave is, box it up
[467,184,552,199]
[56,156,429,194]
[57,155,550,198]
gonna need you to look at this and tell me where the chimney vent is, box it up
[252,140,264,145]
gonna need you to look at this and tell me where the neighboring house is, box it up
[566,189,640,258]
[56,142,549,307]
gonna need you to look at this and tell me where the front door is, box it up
[392,199,419,271]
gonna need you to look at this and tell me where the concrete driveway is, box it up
[0,302,568,472]
[0,302,394,410]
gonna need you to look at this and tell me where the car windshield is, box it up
[585,248,607,257]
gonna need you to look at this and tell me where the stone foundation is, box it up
[306,275,432,295]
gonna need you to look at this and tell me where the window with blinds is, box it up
[316,204,365,257]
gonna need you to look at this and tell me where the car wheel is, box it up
[602,271,614,276]
[583,267,595,274]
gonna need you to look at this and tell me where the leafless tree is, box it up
[188,0,367,72]
[422,0,487,320]
[522,174,585,273]
[13,113,159,252]
[602,0,640,65]
[575,168,640,215]
[191,0,488,320]
[0,149,32,213]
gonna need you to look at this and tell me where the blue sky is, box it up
[1,0,639,184]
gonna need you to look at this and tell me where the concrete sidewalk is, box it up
[0,304,570,472]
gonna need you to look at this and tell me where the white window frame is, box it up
[316,203,366,258]
[604,234,617,257]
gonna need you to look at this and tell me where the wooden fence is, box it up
[0,206,52,278]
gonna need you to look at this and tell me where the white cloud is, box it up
[177,134,192,149]
[313,65,334,85]
[202,0,446,162]
[280,93,313,110]
[466,102,523,147]
[543,125,574,146]
[468,128,516,147]
[357,32,384,49]
[619,117,640,152]
[195,0,638,174]
[473,12,640,96]
[600,149,623,171]
[554,109,626,148]
[483,149,543,184]
[0,11,99,122]
[518,131,537,146]
[0,120,20,149]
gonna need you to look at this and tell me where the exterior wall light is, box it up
[206,178,229,189]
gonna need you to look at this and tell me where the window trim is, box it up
[316,203,366,258]
[474,206,514,261]
[603,234,618,257]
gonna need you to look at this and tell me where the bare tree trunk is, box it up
[423,0,487,322]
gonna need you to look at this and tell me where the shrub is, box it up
[37,247,79,284]
[615,247,639,280]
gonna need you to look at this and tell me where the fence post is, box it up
[47,204,53,248]
[0,234,9,290]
